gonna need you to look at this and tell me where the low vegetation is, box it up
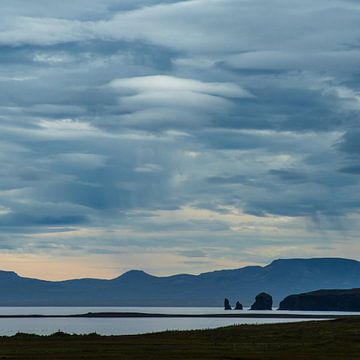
[0,318,358,359]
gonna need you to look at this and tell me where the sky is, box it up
[0,0,360,280]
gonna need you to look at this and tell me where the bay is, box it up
[0,307,355,336]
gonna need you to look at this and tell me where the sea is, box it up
[0,307,357,336]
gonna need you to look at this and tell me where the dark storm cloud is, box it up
[338,130,360,155]
[0,0,360,263]
[339,165,360,174]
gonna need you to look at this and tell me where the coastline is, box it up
[0,318,357,359]
[0,311,357,319]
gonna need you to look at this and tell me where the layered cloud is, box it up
[0,0,359,278]
[106,75,253,129]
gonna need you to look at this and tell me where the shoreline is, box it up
[0,318,357,359]
[0,311,357,319]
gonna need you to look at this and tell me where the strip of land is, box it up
[0,311,358,319]
[0,318,358,359]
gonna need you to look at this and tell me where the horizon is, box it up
[1,256,358,282]
[1,0,360,280]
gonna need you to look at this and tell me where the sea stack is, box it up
[235,301,243,310]
[250,292,273,310]
[224,298,232,310]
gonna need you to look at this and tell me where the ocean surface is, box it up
[0,307,356,336]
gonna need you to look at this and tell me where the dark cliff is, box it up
[279,288,360,311]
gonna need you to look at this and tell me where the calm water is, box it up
[0,307,354,336]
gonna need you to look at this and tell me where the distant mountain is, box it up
[0,258,359,306]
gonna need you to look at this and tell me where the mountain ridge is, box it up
[0,257,359,306]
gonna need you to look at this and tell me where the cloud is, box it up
[108,75,252,98]
[105,75,253,129]
[2,0,360,53]
[338,130,360,154]
[0,0,360,276]
[0,17,93,46]
[221,50,360,74]
[134,163,163,173]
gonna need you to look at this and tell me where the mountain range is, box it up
[0,257,359,306]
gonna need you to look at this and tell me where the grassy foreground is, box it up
[0,318,358,359]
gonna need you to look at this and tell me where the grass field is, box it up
[0,318,358,359]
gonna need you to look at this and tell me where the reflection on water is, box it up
[0,307,354,336]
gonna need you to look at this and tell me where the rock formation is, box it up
[279,288,360,311]
[224,298,232,310]
[250,292,273,310]
[235,301,243,310]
